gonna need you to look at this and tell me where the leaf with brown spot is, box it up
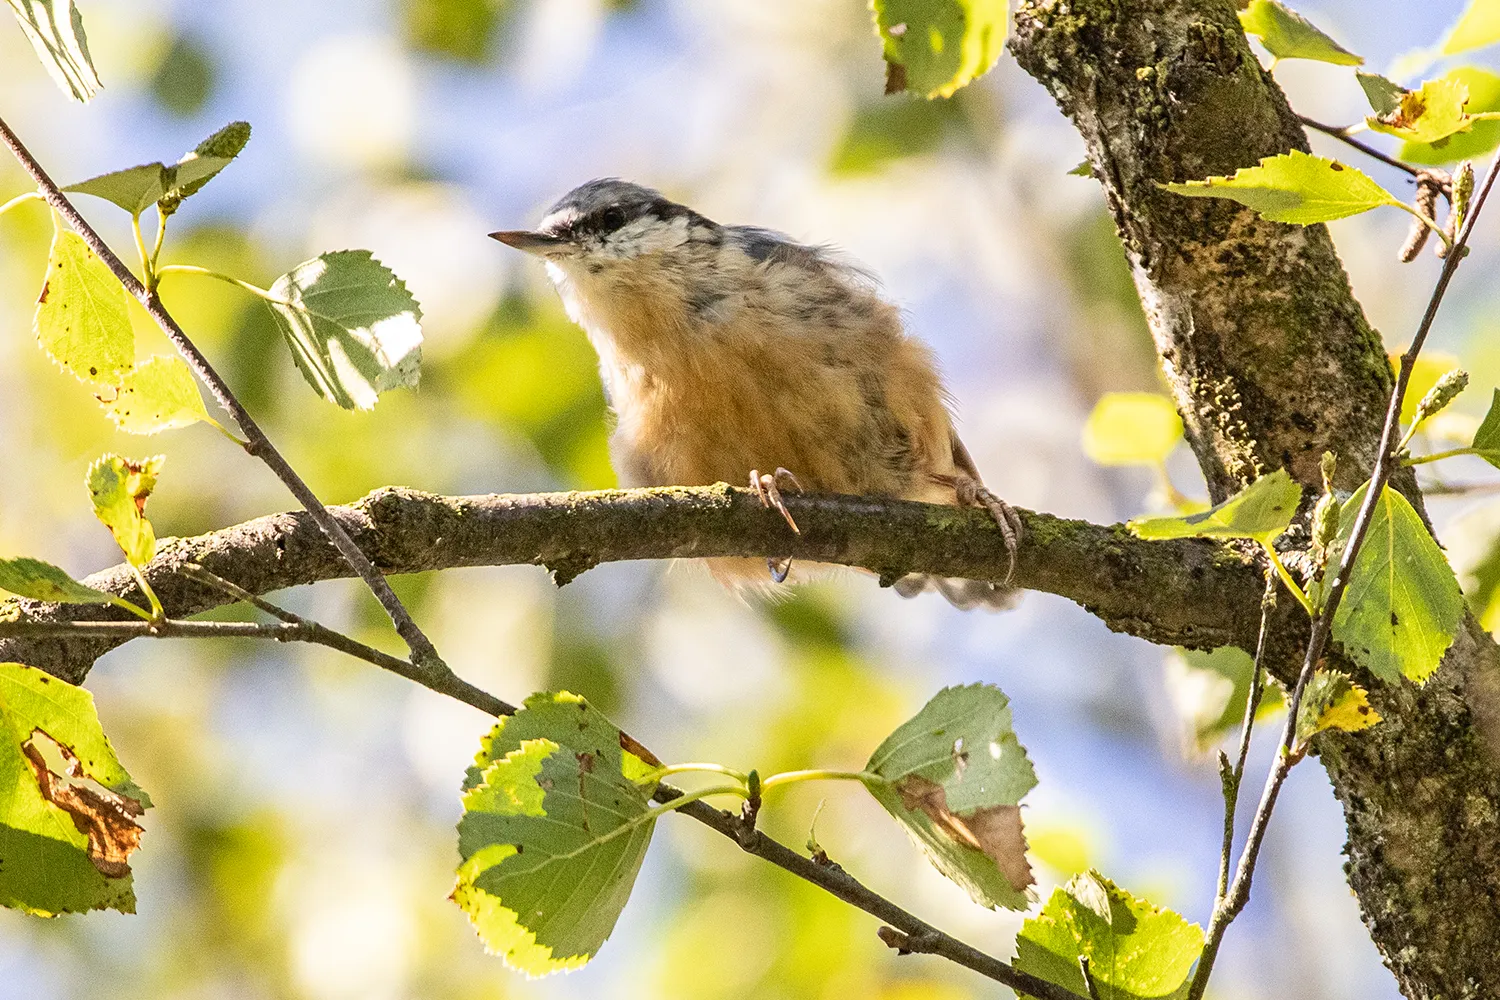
[863,683,1037,909]
[896,775,1032,892]
[23,737,143,877]
[0,662,151,915]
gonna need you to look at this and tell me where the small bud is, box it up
[1320,450,1337,493]
[1313,491,1341,556]
[1401,174,1442,262]
[1414,368,1469,425]
[1436,162,1474,259]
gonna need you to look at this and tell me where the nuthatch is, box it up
[491,179,1020,608]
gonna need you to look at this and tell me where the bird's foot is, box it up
[952,475,1022,584]
[750,467,804,536]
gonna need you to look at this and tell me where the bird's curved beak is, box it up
[488,230,567,256]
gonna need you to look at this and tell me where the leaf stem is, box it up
[636,762,750,787]
[1260,543,1311,615]
[157,263,279,302]
[1391,200,1453,248]
[1405,446,1500,466]
[127,564,164,619]
[0,112,450,682]
[0,189,41,218]
[760,769,884,792]
[130,212,155,290]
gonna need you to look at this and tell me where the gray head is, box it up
[490,179,717,263]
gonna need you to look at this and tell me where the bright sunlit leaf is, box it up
[266,250,423,410]
[1402,68,1500,165]
[1443,0,1500,55]
[105,356,211,434]
[871,0,1008,99]
[1129,468,1301,545]
[455,692,658,976]
[1081,392,1183,466]
[65,121,251,218]
[1014,870,1203,1000]
[1294,670,1380,747]
[0,557,114,605]
[864,683,1037,910]
[34,227,133,387]
[1367,77,1481,145]
[0,662,150,915]
[1161,151,1400,224]
[1238,0,1362,65]
[1329,483,1463,684]
[5,0,100,102]
[86,454,163,568]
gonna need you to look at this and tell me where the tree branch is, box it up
[0,485,1268,685]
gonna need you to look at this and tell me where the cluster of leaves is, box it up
[452,684,1209,998]
[1160,0,1500,255]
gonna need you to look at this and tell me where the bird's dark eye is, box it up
[599,206,628,232]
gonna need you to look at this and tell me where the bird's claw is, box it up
[954,476,1022,584]
[751,467,803,536]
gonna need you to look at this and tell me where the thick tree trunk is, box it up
[1011,2,1500,996]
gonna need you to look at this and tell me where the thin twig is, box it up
[1212,570,1277,906]
[670,794,1087,1000]
[0,614,515,717]
[1187,152,1500,1000]
[179,564,515,716]
[0,113,448,679]
[1297,115,1425,180]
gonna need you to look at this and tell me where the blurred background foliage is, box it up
[1,1,1498,998]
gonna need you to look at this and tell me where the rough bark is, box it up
[0,486,1265,684]
[1011,2,1500,997]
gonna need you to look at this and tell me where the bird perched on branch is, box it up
[490,179,1020,608]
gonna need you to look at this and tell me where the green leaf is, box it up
[64,122,251,218]
[34,227,134,387]
[1331,483,1463,684]
[1294,670,1380,747]
[1402,67,1500,164]
[1367,77,1479,145]
[871,0,1008,99]
[455,692,657,976]
[1081,392,1183,466]
[5,0,101,102]
[266,250,424,410]
[1473,388,1500,470]
[1238,0,1362,66]
[159,121,251,215]
[105,356,211,434]
[1443,0,1500,55]
[1128,468,1301,545]
[0,557,114,605]
[86,454,163,568]
[64,164,168,216]
[1161,150,1400,224]
[1014,870,1203,1000]
[863,683,1037,909]
[0,661,150,915]
[1357,70,1406,117]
